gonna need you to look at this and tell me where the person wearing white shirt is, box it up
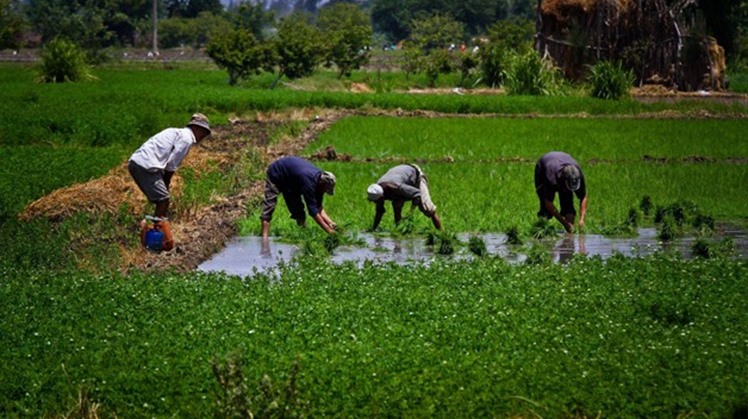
[128,113,211,250]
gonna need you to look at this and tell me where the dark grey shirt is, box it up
[536,152,586,200]
[377,164,421,200]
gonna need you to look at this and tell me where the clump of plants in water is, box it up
[639,195,654,216]
[395,213,417,235]
[426,231,460,255]
[600,206,639,236]
[468,236,488,257]
[691,237,735,259]
[525,243,551,265]
[651,200,714,240]
[531,217,557,239]
[504,225,523,245]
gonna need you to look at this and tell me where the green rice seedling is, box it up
[692,213,715,231]
[524,243,551,265]
[639,195,654,217]
[437,233,457,255]
[658,215,678,241]
[691,239,714,259]
[395,213,416,236]
[531,217,558,240]
[627,207,641,227]
[468,235,488,257]
[504,225,523,245]
[323,233,341,253]
[425,230,460,255]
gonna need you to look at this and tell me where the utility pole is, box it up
[152,0,158,54]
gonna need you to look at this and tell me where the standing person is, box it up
[128,113,212,250]
[367,164,442,231]
[534,151,588,233]
[260,156,337,240]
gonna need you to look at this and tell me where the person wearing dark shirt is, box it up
[260,156,337,239]
[534,151,588,233]
[366,164,442,231]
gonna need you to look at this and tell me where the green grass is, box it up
[243,160,747,235]
[1,256,746,417]
[309,116,748,161]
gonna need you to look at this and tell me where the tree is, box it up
[230,0,275,40]
[478,18,533,87]
[408,13,463,52]
[0,0,25,49]
[317,3,372,78]
[26,0,114,49]
[270,13,324,86]
[206,28,268,85]
[371,0,414,42]
[185,0,223,18]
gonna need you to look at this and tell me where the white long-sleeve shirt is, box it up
[129,127,196,172]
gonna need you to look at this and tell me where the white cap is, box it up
[367,184,384,201]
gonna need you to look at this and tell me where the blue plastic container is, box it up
[145,228,164,251]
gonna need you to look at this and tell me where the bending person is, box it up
[260,156,337,239]
[128,113,212,250]
[367,164,442,231]
[534,151,588,233]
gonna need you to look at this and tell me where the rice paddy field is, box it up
[1,63,748,417]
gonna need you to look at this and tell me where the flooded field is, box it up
[198,226,748,277]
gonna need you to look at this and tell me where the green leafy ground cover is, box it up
[1,256,747,417]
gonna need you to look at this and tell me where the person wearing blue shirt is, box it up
[534,151,588,233]
[260,156,338,239]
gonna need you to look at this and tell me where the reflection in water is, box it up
[197,227,748,277]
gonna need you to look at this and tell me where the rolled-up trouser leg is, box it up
[411,164,436,215]
[260,178,280,222]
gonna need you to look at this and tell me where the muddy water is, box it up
[197,226,748,277]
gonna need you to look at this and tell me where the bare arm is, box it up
[544,199,573,233]
[313,213,336,234]
[578,195,588,230]
[319,209,337,230]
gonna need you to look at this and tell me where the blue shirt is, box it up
[536,152,586,200]
[267,156,324,217]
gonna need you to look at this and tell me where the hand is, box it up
[563,221,574,234]
[329,221,337,230]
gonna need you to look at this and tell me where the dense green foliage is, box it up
[1,256,747,416]
[589,60,635,100]
[37,38,95,83]
[317,3,372,79]
[205,29,267,85]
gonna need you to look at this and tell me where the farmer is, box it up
[534,151,588,233]
[128,113,212,250]
[367,164,442,231]
[260,156,338,239]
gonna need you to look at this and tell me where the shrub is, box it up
[504,50,565,96]
[588,60,634,100]
[37,38,94,83]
